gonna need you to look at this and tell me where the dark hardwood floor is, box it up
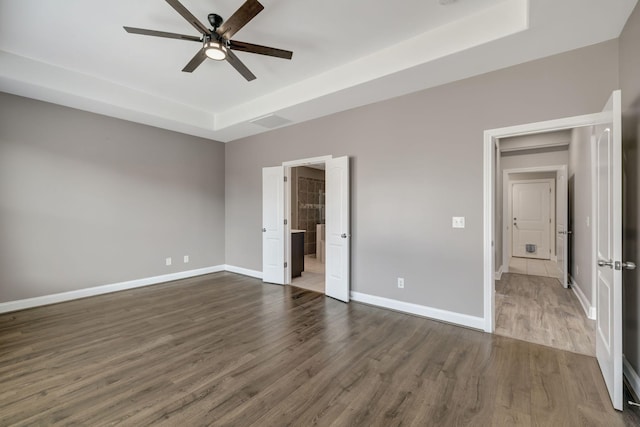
[1,272,639,426]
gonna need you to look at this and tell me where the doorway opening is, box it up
[494,130,596,357]
[263,155,351,302]
[289,164,326,294]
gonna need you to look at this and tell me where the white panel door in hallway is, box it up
[555,170,569,288]
[512,181,551,259]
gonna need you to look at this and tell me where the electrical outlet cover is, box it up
[452,217,465,228]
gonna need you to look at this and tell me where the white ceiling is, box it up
[0,0,636,142]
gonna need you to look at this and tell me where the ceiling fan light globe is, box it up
[205,41,227,60]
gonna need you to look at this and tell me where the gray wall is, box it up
[499,130,571,152]
[225,40,619,318]
[568,126,594,306]
[508,172,557,180]
[620,2,640,383]
[500,147,569,171]
[0,93,226,302]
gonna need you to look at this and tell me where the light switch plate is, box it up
[452,217,465,228]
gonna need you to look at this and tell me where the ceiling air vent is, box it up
[249,114,292,129]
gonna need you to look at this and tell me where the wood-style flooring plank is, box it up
[0,271,638,426]
[495,272,596,356]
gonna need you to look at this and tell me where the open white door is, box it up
[325,156,350,302]
[595,90,622,411]
[556,169,569,288]
[262,166,285,285]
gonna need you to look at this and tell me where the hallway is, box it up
[495,272,595,356]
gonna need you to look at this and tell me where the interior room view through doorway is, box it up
[290,164,326,294]
[494,128,596,358]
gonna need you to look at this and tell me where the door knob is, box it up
[622,261,637,270]
[262,228,266,232]
[341,233,349,239]
[598,259,614,268]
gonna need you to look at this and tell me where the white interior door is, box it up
[595,90,622,411]
[325,156,350,302]
[262,166,285,285]
[556,170,569,288]
[512,182,551,259]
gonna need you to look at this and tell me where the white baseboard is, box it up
[495,265,503,280]
[624,355,640,401]
[0,265,225,314]
[569,275,596,320]
[224,265,263,279]
[350,291,484,330]
[1,265,481,333]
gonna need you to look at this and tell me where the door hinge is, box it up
[549,218,552,223]
[284,219,288,225]
[284,262,288,268]
[284,176,288,182]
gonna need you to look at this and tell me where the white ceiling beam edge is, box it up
[218,0,529,130]
[0,50,218,140]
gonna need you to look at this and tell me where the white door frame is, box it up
[282,155,332,285]
[483,112,604,333]
[502,167,565,270]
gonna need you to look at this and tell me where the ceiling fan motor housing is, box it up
[208,13,224,30]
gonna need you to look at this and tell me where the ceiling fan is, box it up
[124,0,293,81]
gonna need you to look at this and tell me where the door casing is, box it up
[502,167,567,279]
[484,111,605,333]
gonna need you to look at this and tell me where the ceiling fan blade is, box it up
[182,49,208,73]
[226,50,256,81]
[229,40,292,60]
[217,0,264,39]
[165,0,211,35]
[123,26,201,42]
